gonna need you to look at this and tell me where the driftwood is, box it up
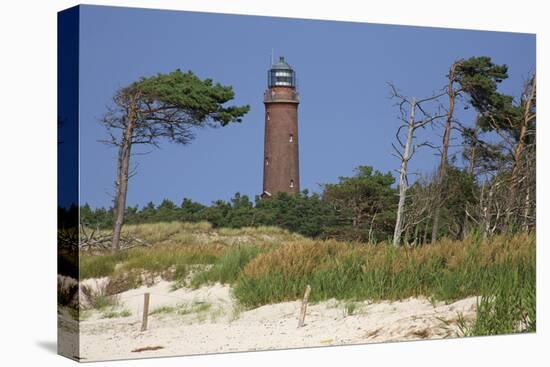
[78,225,150,251]
[57,228,79,249]
[131,346,164,353]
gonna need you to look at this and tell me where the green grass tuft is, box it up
[80,252,128,279]
[149,301,211,316]
[191,246,262,287]
[344,301,358,316]
[102,309,131,319]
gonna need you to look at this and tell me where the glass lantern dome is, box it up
[268,56,296,88]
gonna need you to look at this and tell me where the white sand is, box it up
[75,281,477,361]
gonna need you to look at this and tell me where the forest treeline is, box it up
[81,166,397,242]
[74,56,535,247]
[80,147,533,245]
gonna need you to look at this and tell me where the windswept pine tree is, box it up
[432,56,509,242]
[100,70,250,251]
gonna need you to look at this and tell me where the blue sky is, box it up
[77,5,535,208]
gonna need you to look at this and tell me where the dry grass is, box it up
[81,281,119,310]
[89,221,303,248]
[243,234,533,280]
[235,233,535,310]
[80,222,303,294]
[79,222,535,336]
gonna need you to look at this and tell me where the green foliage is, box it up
[254,191,340,238]
[81,192,340,240]
[437,165,478,239]
[81,166,396,243]
[455,56,509,113]
[322,166,397,242]
[454,57,534,149]
[180,198,207,221]
[155,199,179,222]
[128,70,250,127]
[105,69,251,148]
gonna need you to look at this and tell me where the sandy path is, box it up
[76,281,477,361]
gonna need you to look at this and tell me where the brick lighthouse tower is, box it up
[262,56,300,198]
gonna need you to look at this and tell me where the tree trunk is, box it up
[432,64,457,243]
[523,187,531,232]
[393,98,416,246]
[413,224,420,246]
[522,145,534,232]
[479,182,486,238]
[111,104,136,251]
[368,212,377,244]
[423,219,429,244]
[509,76,536,232]
[462,126,477,239]
[513,76,536,183]
[504,77,536,231]
[483,183,494,239]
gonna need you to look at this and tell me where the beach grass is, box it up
[79,222,535,336]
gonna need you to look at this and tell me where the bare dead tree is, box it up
[512,75,536,233]
[522,144,535,232]
[476,73,536,233]
[388,83,445,246]
[79,224,150,253]
[431,61,460,243]
[513,75,536,184]
[402,176,438,245]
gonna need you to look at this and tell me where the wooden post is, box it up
[141,293,150,332]
[297,285,311,328]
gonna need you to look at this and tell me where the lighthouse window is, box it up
[266,112,270,121]
[289,134,293,143]
[265,157,269,166]
[269,68,295,87]
[290,180,294,188]
[275,71,293,86]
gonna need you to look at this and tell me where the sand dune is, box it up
[70,280,477,361]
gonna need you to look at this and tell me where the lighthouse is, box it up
[262,56,300,198]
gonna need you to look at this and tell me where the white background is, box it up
[0,0,547,366]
